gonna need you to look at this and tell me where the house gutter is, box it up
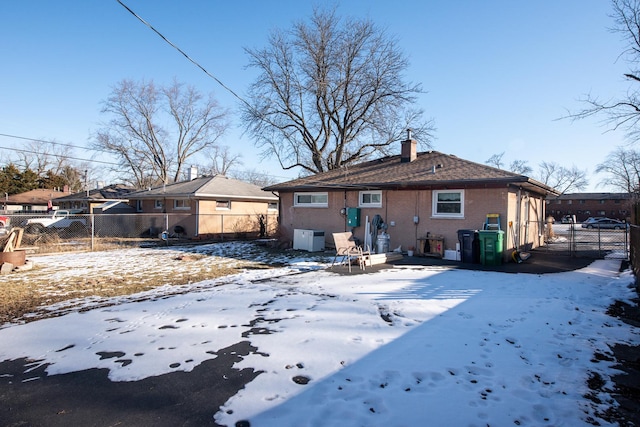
[267,177,559,194]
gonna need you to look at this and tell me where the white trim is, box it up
[432,189,464,218]
[215,200,231,210]
[173,199,191,210]
[358,190,382,208]
[294,192,328,207]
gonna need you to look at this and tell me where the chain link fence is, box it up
[630,224,640,277]
[543,222,629,259]
[3,212,279,254]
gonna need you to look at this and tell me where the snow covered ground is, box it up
[0,242,637,426]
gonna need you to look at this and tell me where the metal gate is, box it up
[542,222,629,259]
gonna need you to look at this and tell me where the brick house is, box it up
[127,174,279,239]
[265,134,559,262]
[547,193,632,223]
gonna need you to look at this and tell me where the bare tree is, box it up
[596,146,640,193]
[241,7,434,174]
[94,79,230,188]
[509,160,533,175]
[538,161,589,193]
[229,168,279,187]
[567,0,640,142]
[486,153,532,174]
[202,145,243,176]
[14,139,73,176]
[485,152,505,169]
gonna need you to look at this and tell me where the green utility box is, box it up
[478,230,505,265]
[346,207,361,227]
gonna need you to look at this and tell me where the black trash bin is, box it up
[458,229,479,263]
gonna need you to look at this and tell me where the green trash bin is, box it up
[478,230,505,265]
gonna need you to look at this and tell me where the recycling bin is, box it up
[478,230,505,265]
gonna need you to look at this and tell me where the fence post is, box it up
[91,213,95,251]
[625,227,629,260]
[570,223,575,256]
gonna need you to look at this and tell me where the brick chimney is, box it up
[401,129,417,163]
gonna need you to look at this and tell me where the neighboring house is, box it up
[547,193,632,223]
[54,184,136,214]
[265,133,559,262]
[127,174,279,239]
[1,188,68,213]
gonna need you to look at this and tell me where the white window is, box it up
[294,192,328,207]
[359,190,382,208]
[268,201,279,211]
[432,190,464,218]
[154,199,164,209]
[216,200,231,210]
[174,199,191,210]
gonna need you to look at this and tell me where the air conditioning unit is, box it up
[293,229,325,252]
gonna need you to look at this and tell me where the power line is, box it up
[0,142,298,183]
[0,145,119,166]
[0,133,108,153]
[0,134,294,182]
[115,0,252,109]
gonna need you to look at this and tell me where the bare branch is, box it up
[485,152,505,169]
[566,0,640,144]
[595,146,640,193]
[537,161,589,194]
[94,79,230,188]
[242,6,434,173]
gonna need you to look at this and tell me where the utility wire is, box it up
[0,133,110,154]
[115,0,252,109]
[0,145,119,166]
[0,134,294,181]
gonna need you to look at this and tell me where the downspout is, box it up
[195,199,199,237]
[523,193,530,248]
[415,191,420,250]
[271,191,280,238]
[344,190,348,231]
[515,188,521,250]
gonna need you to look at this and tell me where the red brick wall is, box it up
[277,187,548,260]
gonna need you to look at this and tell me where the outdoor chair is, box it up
[331,232,370,272]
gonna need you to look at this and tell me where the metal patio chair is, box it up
[331,232,370,272]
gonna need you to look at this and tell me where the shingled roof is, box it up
[128,175,278,201]
[6,188,67,204]
[265,150,559,196]
[53,184,136,202]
